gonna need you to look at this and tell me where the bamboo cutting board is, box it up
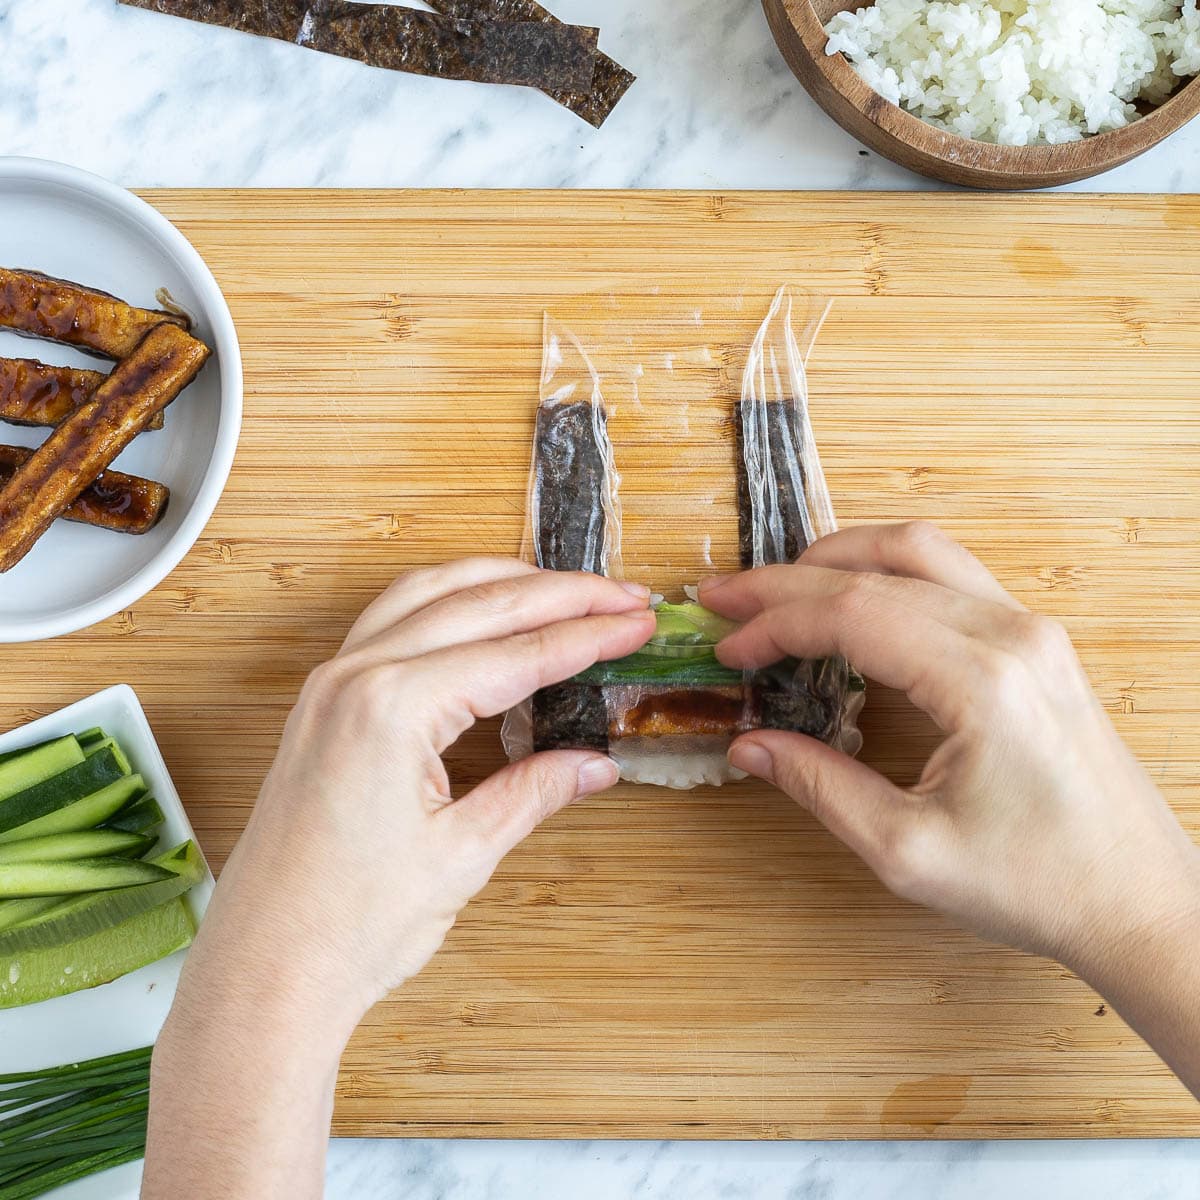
[2,191,1199,1139]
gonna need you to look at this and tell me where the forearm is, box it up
[1065,844,1200,1100]
[142,929,361,1200]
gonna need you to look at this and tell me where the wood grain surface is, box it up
[2,191,1198,1138]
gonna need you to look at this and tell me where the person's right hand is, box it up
[699,523,1200,988]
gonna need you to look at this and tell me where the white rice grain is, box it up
[824,0,1200,145]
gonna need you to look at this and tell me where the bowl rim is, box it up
[768,0,1200,186]
[0,156,243,643]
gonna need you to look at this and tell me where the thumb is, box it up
[730,731,914,871]
[449,750,619,858]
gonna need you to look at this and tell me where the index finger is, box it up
[399,609,656,752]
[801,522,1023,610]
[342,557,540,653]
[712,571,985,731]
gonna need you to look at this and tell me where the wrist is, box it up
[1059,837,1200,994]
[164,906,370,1061]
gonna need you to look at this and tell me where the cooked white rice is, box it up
[824,0,1200,145]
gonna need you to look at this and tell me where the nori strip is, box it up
[428,0,635,126]
[121,0,600,92]
[308,1,598,90]
[756,660,844,742]
[532,684,608,752]
[735,398,810,570]
[532,400,612,575]
[529,394,615,749]
[734,398,851,744]
[120,0,308,39]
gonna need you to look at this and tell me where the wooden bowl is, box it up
[763,0,1200,189]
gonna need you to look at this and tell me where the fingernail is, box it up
[729,740,775,783]
[577,756,620,797]
[698,574,735,593]
[620,608,656,622]
[618,580,651,597]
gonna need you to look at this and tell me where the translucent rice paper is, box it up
[740,285,836,566]
[503,286,864,788]
[521,314,622,577]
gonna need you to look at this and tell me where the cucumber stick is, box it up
[0,749,127,837]
[0,830,153,865]
[0,896,64,932]
[0,858,173,899]
[102,794,164,836]
[0,895,195,1008]
[0,841,204,950]
[0,736,84,802]
[0,775,144,844]
[75,727,107,749]
[84,736,132,776]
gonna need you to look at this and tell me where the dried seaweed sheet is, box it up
[525,318,620,753]
[735,400,810,569]
[122,0,600,92]
[427,0,635,125]
[532,402,613,574]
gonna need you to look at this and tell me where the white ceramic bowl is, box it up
[0,157,242,642]
[0,684,215,1200]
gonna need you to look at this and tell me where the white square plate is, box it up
[0,684,215,1199]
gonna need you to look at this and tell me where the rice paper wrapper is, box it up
[503,286,864,788]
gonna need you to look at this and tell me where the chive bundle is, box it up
[0,1047,151,1199]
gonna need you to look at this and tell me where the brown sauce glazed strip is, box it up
[0,323,209,572]
[0,446,169,536]
[0,358,165,431]
[608,687,757,740]
[0,269,190,361]
[121,0,601,93]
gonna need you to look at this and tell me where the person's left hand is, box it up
[176,558,654,1029]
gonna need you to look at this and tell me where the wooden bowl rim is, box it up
[774,0,1200,175]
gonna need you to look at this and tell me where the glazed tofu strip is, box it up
[0,269,190,361]
[0,323,209,572]
[0,357,165,431]
[0,446,169,536]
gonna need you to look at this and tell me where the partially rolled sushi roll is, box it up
[504,291,863,789]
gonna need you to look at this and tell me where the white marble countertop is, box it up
[4,0,1199,1195]
[5,0,1200,191]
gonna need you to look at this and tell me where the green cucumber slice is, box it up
[0,858,173,899]
[0,896,195,1008]
[75,727,107,749]
[0,896,65,932]
[0,749,126,837]
[84,736,132,776]
[0,841,203,951]
[0,775,145,844]
[101,794,164,836]
[0,831,153,865]
[0,737,85,803]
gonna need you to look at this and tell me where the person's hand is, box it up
[182,558,655,1025]
[699,523,1200,977]
[146,559,655,1200]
